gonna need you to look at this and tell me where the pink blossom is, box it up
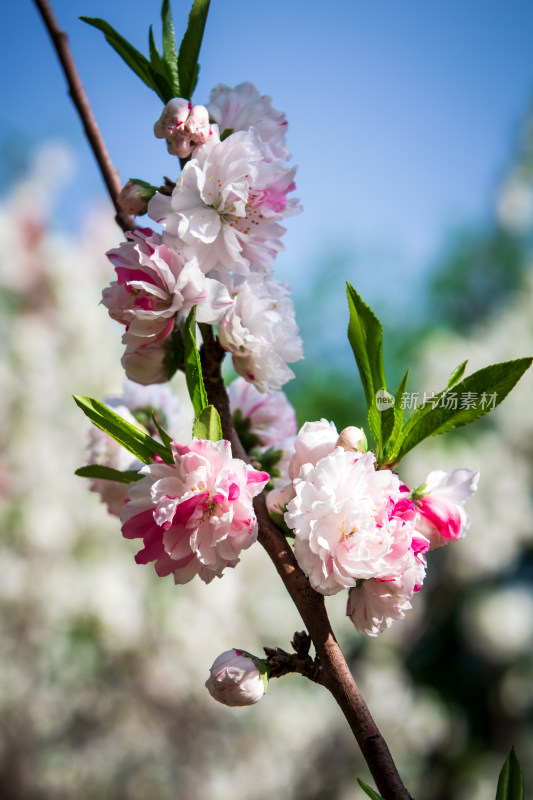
[121,337,173,386]
[227,376,297,449]
[346,552,427,637]
[148,129,299,280]
[288,419,340,481]
[205,649,267,706]
[218,274,303,392]
[154,98,213,158]
[285,449,417,595]
[415,468,479,549]
[208,81,290,160]
[120,439,269,584]
[266,420,367,519]
[103,228,232,347]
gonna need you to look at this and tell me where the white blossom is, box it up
[286,449,417,595]
[148,129,299,280]
[208,81,290,160]
[218,274,303,392]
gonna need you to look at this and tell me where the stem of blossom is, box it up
[201,335,413,800]
[32,0,135,234]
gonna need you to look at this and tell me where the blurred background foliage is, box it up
[1,86,533,800]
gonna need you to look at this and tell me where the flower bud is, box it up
[154,98,212,158]
[266,482,295,516]
[117,179,156,216]
[414,468,479,549]
[205,649,268,707]
[336,426,367,453]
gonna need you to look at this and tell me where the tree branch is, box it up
[33,0,134,234]
[201,334,413,800]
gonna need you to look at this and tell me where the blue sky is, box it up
[4,0,533,304]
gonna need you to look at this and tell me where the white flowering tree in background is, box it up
[9,0,529,798]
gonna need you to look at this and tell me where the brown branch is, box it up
[33,0,134,234]
[201,334,412,800]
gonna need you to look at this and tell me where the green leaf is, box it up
[148,25,174,101]
[268,510,295,538]
[75,465,143,484]
[161,0,179,92]
[232,408,262,452]
[447,359,468,388]
[347,283,387,449]
[379,387,396,449]
[192,404,223,441]
[80,17,162,98]
[395,358,532,461]
[73,395,173,464]
[151,413,174,449]
[356,779,385,800]
[183,307,208,417]
[381,369,409,466]
[495,748,524,800]
[178,0,211,99]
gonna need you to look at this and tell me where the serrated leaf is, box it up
[356,779,385,800]
[192,404,222,441]
[75,465,143,483]
[178,0,211,99]
[347,283,387,449]
[495,748,524,800]
[395,358,532,461]
[447,359,468,388]
[73,395,173,464]
[80,17,163,98]
[183,307,208,417]
[381,369,409,466]
[161,0,179,92]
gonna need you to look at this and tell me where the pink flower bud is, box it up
[154,98,212,158]
[414,468,479,549]
[336,426,367,453]
[205,649,267,707]
[117,180,153,216]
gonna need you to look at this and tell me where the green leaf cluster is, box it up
[346,282,532,467]
[81,0,210,102]
[73,395,174,485]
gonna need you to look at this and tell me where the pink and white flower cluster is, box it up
[102,83,302,392]
[102,227,232,384]
[268,419,479,636]
[120,438,269,584]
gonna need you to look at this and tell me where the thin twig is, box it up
[33,0,134,234]
[201,334,413,800]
